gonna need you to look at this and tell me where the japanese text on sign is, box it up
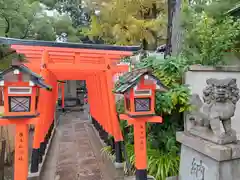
[190,158,205,180]
[139,124,145,150]
[17,132,25,161]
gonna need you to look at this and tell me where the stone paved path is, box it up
[40,109,103,180]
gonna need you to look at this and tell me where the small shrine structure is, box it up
[115,67,167,180]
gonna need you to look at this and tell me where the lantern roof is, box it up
[0,64,52,91]
[226,4,240,17]
[114,67,168,94]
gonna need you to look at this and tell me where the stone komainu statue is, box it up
[188,78,240,145]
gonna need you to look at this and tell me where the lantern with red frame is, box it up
[0,64,52,118]
[115,68,167,180]
[115,68,167,117]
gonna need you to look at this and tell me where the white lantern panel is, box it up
[9,96,31,112]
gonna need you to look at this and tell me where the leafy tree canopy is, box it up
[34,0,91,27]
[0,0,41,38]
[83,0,167,48]
[0,0,80,41]
[180,0,240,65]
[188,0,239,18]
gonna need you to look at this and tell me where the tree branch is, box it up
[21,12,37,39]
[0,47,16,60]
[0,13,10,37]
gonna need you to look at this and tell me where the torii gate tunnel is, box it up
[0,37,140,179]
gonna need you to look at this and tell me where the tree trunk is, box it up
[150,3,158,50]
[142,3,158,51]
[142,39,148,50]
[165,0,176,58]
[170,0,184,56]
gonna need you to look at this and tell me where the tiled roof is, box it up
[0,64,52,91]
[226,4,240,15]
[114,67,167,93]
[0,37,141,52]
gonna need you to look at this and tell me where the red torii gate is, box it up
[0,37,140,178]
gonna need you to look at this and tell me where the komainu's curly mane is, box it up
[202,78,240,104]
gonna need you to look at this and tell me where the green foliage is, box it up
[182,11,240,65]
[186,0,239,18]
[152,56,191,114]
[156,85,191,114]
[30,15,57,41]
[0,0,41,38]
[101,145,115,162]
[181,1,240,66]
[83,0,167,47]
[152,56,188,85]
[124,143,179,180]
[52,15,80,42]
[39,0,91,27]
[0,44,26,70]
[38,0,93,43]
[0,0,80,41]
[147,150,179,180]
[101,139,180,180]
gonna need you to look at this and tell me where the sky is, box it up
[41,3,59,17]
[41,2,100,17]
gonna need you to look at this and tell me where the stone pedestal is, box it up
[177,132,240,180]
[189,126,237,145]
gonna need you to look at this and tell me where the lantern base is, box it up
[2,113,40,119]
[127,113,156,118]
[136,169,148,180]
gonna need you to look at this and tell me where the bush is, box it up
[182,8,240,65]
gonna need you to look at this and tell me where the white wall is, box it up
[184,65,240,139]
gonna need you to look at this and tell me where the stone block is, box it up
[124,175,156,180]
[226,142,240,159]
[114,162,124,180]
[189,127,237,145]
[177,132,240,180]
[176,132,234,161]
[166,176,178,180]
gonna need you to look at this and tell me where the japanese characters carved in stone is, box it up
[187,78,240,145]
